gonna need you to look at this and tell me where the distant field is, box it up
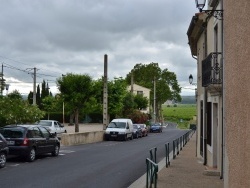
[162,104,196,129]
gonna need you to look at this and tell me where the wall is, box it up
[61,131,105,146]
[224,0,250,187]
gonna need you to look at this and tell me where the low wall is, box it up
[61,131,105,146]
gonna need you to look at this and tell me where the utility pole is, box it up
[131,70,134,93]
[153,77,156,123]
[103,54,108,130]
[0,64,4,96]
[33,67,37,105]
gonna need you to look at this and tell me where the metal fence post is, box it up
[146,158,158,188]
[150,147,157,163]
[165,142,170,168]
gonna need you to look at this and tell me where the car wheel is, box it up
[130,134,133,140]
[136,133,139,139]
[0,152,7,168]
[52,145,60,156]
[26,148,36,162]
[124,134,127,141]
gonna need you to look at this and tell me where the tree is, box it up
[88,77,129,120]
[134,94,148,110]
[125,62,181,123]
[42,96,56,120]
[108,77,128,118]
[56,73,93,132]
[36,84,41,108]
[41,80,49,100]
[0,90,44,126]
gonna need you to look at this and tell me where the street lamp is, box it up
[5,84,9,95]
[195,0,223,20]
[189,74,197,86]
[195,0,205,11]
[189,74,197,101]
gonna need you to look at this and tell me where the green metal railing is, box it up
[172,130,195,164]
[165,142,170,167]
[149,147,157,163]
[145,129,196,187]
[146,158,158,188]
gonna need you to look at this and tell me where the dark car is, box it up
[0,125,60,162]
[150,124,163,133]
[139,124,148,137]
[0,133,9,168]
[133,124,143,139]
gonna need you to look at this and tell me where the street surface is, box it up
[0,123,189,188]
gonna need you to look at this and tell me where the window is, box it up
[54,122,59,128]
[33,127,43,138]
[137,91,143,95]
[39,127,50,138]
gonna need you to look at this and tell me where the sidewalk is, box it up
[157,134,224,188]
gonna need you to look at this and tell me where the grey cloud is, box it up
[0,0,198,95]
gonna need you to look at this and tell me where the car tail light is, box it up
[21,138,29,146]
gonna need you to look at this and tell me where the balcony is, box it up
[202,52,223,92]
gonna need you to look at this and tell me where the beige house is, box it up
[187,0,250,187]
[127,84,151,114]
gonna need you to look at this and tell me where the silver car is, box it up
[37,120,67,135]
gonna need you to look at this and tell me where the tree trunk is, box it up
[74,109,79,132]
[69,114,74,124]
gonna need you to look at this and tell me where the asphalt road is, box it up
[0,124,189,188]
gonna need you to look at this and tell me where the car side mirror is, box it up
[50,133,57,138]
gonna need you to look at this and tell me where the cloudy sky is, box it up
[0,0,198,96]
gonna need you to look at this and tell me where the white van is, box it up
[104,118,133,141]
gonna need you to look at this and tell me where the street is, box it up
[0,124,188,188]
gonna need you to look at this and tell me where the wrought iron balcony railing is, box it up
[202,52,223,87]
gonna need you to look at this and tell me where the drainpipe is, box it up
[203,26,208,166]
[220,0,224,179]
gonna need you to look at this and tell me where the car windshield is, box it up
[133,125,138,129]
[139,125,145,128]
[38,121,52,126]
[152,124,160,127]
[107,122,126,128]
[0,128,25,138]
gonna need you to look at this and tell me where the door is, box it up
[39,127,55,152]
[30,127,46,154]
[200,100,203,156]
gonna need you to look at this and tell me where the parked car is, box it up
[139,124,148,136]
[0,133,9,168]
[150,124,163,133]
[105,118,134,141]
[0,125,60,162]
[37,120,67,135]
[132,124,143,139]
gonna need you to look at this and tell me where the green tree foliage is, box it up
[123,92,136,112]
[0,90,44,126]
[36,84,41,108]
[27,91,33,104]
[108,77,128,118]
[41,80,50,100]
[42,96,56,120]
[90,77,129,118]
[125,62,181,122]
[134,94,148,110]
[56,73,93,132]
